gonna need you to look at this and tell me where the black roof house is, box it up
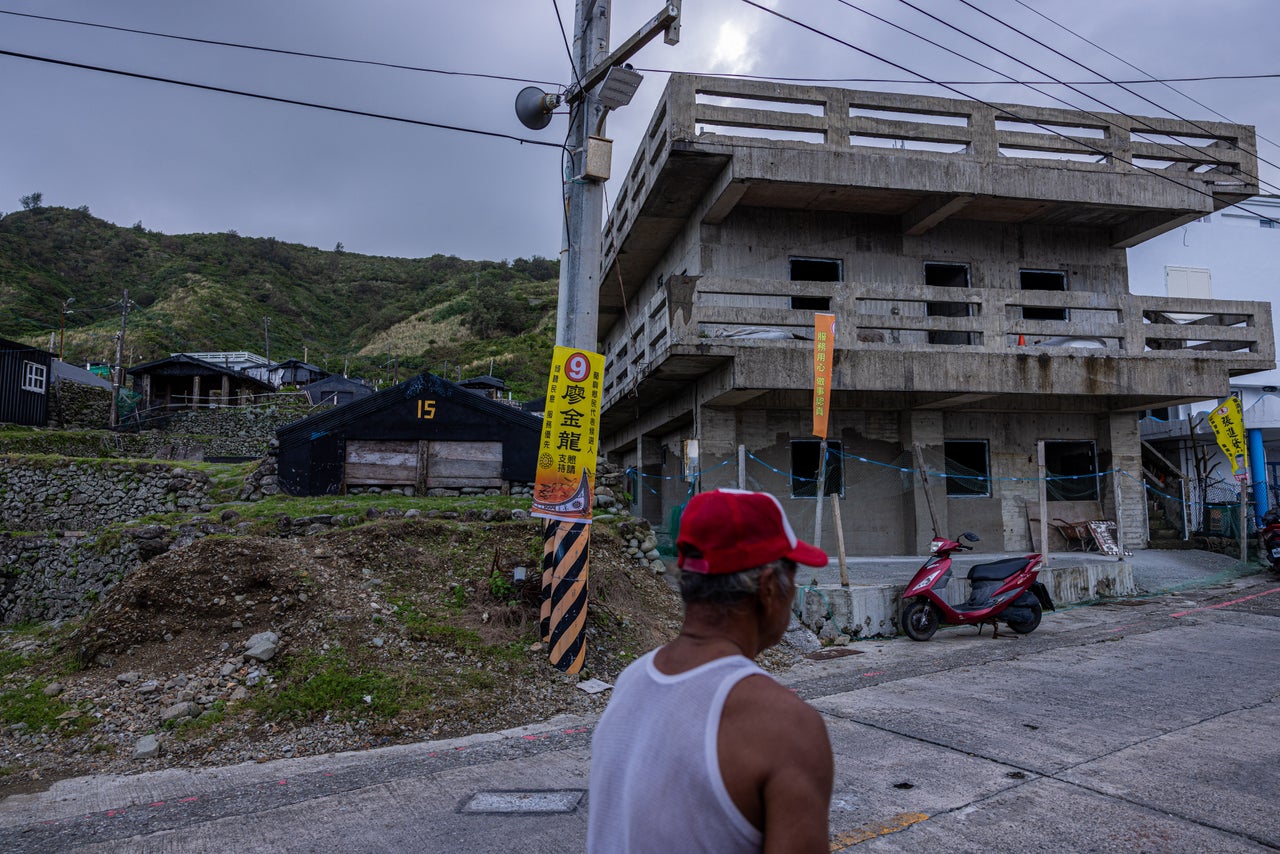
[0,337,52,426]
[276,372,543,496]
[303,374,374,407]
[128,354,274,410]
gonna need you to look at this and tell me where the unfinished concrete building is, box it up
[596,75,1275,555]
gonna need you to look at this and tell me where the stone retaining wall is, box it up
[0,534,141,624]
[0,457,213,532]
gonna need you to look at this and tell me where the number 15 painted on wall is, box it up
[417,400,436,419]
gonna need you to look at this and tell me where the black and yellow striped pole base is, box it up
[539,519,557,643]
[546,521,590,674]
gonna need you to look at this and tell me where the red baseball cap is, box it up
[677,489,829,575]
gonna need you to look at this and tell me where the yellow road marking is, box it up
[830,812,930,850]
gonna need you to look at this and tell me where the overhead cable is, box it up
[946,0,1280,188]
[0,48,566,150]
[735,0,1277,224]
[0,8,560,88]
[1010,0,1280,152]
[881,0,1280,196]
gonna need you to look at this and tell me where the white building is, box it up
[1128,195,1279,527]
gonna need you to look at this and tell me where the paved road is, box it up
[2,566,1278,852]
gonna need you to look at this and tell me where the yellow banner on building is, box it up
[1207,396,1249,482]
[532,347,605,523]
[812,313,836,438]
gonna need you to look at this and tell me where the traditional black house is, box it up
[127,354,275,410]
[303,374,374,407]
[276,372,542,496]
[0,338,52,426]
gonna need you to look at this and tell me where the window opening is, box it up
[21,361,47,394]
[790,439,844,498]
[944,440,989,497]
[790,258,839,311]
[1020,270,1067,321]
[925,262,973,345]
[1044,440,1098,501]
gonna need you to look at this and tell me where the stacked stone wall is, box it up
[0,457,213,532]
[0,535,141,624]
[48,380,112,430]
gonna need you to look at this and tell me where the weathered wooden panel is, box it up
[425,441,502,488]
[345,440,418,485]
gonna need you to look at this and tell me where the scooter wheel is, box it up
[902,599,939,641]
[1006,601,1042,634]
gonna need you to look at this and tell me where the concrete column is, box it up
[1104,411,1145,549]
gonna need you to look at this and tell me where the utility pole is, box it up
[263,317,271,363]
[59,297,74,360]
[109,289,129,428]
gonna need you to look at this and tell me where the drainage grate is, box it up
[460,790,585,814]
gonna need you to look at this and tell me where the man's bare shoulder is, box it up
[724,672,828,744]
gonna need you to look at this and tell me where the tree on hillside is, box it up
[19,192,43,211]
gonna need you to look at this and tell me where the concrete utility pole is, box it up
[555,0,611,351]
[555,1,681,350]
[109,289,129,428]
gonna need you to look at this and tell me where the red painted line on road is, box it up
[563,727,588,734]
[179,797,199,803]
[1171,587,1280,618]
[861,671,887,677]
[277,779,288,785]
[149,801,165,807]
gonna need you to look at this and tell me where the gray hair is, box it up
[679,557,796,606]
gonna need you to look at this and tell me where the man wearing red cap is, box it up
[587,489,834,853]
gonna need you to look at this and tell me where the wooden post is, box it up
[1038,440,1050,565]
[831,493,849,586]
[912,444,940,537]
[1112,470,1126,559]
[813,439,827,549]
[1240,484,1248,564]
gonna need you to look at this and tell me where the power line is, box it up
[1009,0,1280,152]
[734,0,1276,224]
[0,48,566,150]
[945,0,1280,190]
[878,0,1280,196]
[0,8,561,88]
[633,68,1280,86]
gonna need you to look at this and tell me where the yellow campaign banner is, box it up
[1207,396,1249,482]
[813,313,836,438]
[532,347,605,523]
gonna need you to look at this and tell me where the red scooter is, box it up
[900,532,1054,641]
[1261,508,1280,573]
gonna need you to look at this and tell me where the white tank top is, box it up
[587,650,767,853]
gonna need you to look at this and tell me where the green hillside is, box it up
[0,205,559,399]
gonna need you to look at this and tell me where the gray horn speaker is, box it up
[515,86,558,131]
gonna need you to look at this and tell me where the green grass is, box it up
[0,680,93,735]
[249,648,417,721]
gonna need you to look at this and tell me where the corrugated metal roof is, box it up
[277,372,542,446]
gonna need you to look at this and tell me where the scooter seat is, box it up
[968,558,1029,581]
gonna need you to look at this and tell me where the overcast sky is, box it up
[2,0,1278,262]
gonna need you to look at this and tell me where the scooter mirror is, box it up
[962,532,980,542]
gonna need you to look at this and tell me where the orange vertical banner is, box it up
[813,313,835,438]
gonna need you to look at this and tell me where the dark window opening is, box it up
[925,262,973,345]
[791,440,844,498]
[1044,440,1098,501]
[790,258,839,311]
[792,295,832,311]
[944,440,989,497]
[1021,270,1068,321]
[790,258,842,281]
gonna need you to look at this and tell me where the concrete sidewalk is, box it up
[792,547,1258,639]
